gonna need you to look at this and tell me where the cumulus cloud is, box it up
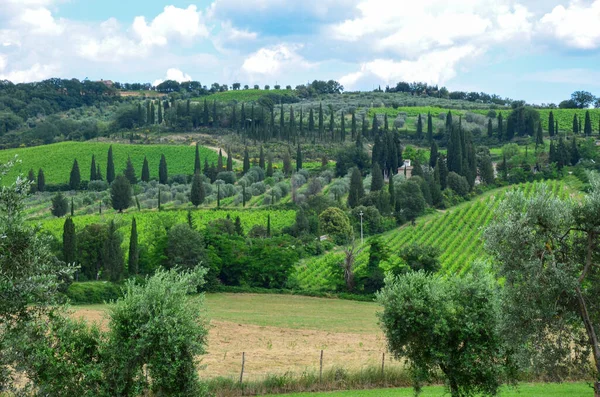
[0,63,60,83]
[538,0,600,49]
[132,5,209,47]
[152,68,193,86]
[19,7,64,35]
[242,44,313,75]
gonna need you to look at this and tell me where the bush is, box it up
[88,180,108,191]
[216,171,236,184]
[446,172,469,197]
[65,281,122,304]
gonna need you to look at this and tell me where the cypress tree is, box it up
[231,104,238,132]
[429,141,439,168]
[309,108,315,134]
[267,214,271,237]
[110,175,131,213]
[573,114,579,134]
[90,155,97,181]
[243,148,250,174]
[150,102,155,124]
[384,113,389,132]
[445,111,453,134]
[447,123,462,174]
[351,112,357,140]
[348,167,364,208]
[282,151,292,176]
[203,158,210,178]
[37,168,45,192]
[535,122,544,148]
[96,165,103,181]
[267,155,273,177]
[128,217,139,275]
[329,108,334,140]
[242,185,246,207]
[141,156,150,182]
[227,148,233,172]
[436,157,448,190]
[371,162,384,191]
[371,113,379,138]
[279,104,285,140]
[259,147,265,170]
[389,172,395,208]
[217,149,224,172]
[549,141,556,164]
[416,114,423,139]
[548,111,555,137]
[27,169,36,193]
[411,158,424,178]
[146,101,151,125]
[241,103,246,131]
[217,184,221,208]
[584,110,592,136]
[69,159,81,190]
[299,107,304,136]
[318,102,324,140]
[51,192,68,217]
[194,144,201,174]
[158,186,161,211]
[212,100,218,127]
[571,138,580,165]
[104,220,124,282]
[289,106,296,141]
[296,144,302,171]
[497,113,504,141]
[137,103,144,126]
[427,112,433,142]
[362,114,368,138]
[340,111,346,141]
[487,118,493,138]
[159,154,168,184]
[158,100,163,124]
[557,137,569,169]
[71,197,74,217]
[63,217,76,265]
[106,145,115,184]
[124,156,137,184]
[234,216,243,235]
[190,172,205,207]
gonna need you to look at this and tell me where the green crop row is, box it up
[191,89,296,103]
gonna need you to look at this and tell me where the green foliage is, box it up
[319,207,353,245]
[446,172,470,197]
[166,223,206,271]
[69,159,81,190]
[106,145,115,184]
[193,88,296,102]
[190,172,205,207]
[158,154,168,184]
[103,220,124,282]
[348,167,364,208]
[51,191,69,217]
[63,217,76,265]
[110,175,131,212]
[128,217,138,276]
[378,267,507,397]
[396,244,440,274]
[65,281,123,304]
[124,156,136,184]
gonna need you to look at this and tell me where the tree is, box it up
[549,111,555,137]
[296,144,302,171]
[429,141,439,168]
[571,90,596,108]
[190,172,205,207]
[416,114,423,139]
[104,268,208,395]
[110,175,131,213]
[497,112,504,141]
[141,156,150,182]
[362,238,388,293]
[585,110,592,136]
[106,145,115,184]
[243,148,250,174]
[227,148,233,172]
[397,244,440,274]
[378,268,506,397]
[427,112,433,142]
[267,214,271,237]
[217,149,224,172]
[69,159,81,190]
[166,224,206,270]
[259,146,265,170]
[319,207,353,245]
[484,179,600,394]
[128,217,139,276]
[348,167,364,208]
[573,114,580,134]
[37,168,45,192]
[283,150,293,176]
[159,154,168,184]
[370,162,384,191]
[103,220,124,282]
[194,144,201,174]
[234,216,243,236]
[90,155,97,181]
[63,217,76,265]
[124,156,136,185]
[535,122,544,147]
[157,100,163,124]
[51,192,69,217]
[266,155,273,177]
[487,118,493,138]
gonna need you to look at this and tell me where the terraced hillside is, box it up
[294,180,570,291]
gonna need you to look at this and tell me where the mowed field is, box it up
[192,89,296,103]
[72,293,396,380]
[0,141,220,185]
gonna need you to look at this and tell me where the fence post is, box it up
[319,350,324,383]
[381,352,385,377]
[240,352,245,384]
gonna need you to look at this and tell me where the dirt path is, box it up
[191,142,240,164]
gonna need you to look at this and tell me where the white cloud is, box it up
[0,63,59,83]
[242,44,312,75]
[0,55,6,71]
[538,0,600,49]
[132,5,209,47]
[152,68,193,86]
[19,7,64,35]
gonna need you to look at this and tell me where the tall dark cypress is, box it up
[429,141,439,168]
[63,217,76,265]
[437,156,448,190]
[106,145,115,184]
[573,114,579,134]
[299,107,304,137]
[190,172,205,207]
[158,100,163,124]
[267,155,273,177]
[318,103,324,140]
[370,162,383,191]
[217,149,224,172]
[232,104,238,132]
[90,155,97,181]
[427,112,433,142]
[259,146,265,170]
[347,167,364,208]
[96,165,103,181]
[584,110,592,136]
[289,106,295,142]
[194,144,201,175]
[371,113,379,138]
[296,144,302,171]
[329,108,334,140]
[362,115,368,138]
[388,172,395,209]
[150,102,155,124]
[351,112,357,140]
[104,220,124,282]
[308,108,315,134]
[267,214,271,237]
[497,113,504,141]
[487,118,493,138]
[124,156,137,184]
[212,100,218,127]
[129,217,139,275]
[536,122,544,147]
[227,148,233,172]
[416,114,423,139]
[146,101,151,125]
[243,148,250,174]
[340,111,346,141]
[548,111,554,137]
[69,159,81,190]
[141,156,150,182]
[159,154,168,184]
[241,103,246,131]
[279,104,285,140]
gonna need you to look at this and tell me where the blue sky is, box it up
[1,0,600,104]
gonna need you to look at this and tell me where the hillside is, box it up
[192,89,296,103]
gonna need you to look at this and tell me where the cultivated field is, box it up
[192,89,296,103]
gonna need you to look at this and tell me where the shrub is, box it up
[446,172,469,197]
[216,171,236,184]
[65,281,122,304]
[88,180,108,191]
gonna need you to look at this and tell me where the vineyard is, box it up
[191,89,296,103]
[0,141,220,185]
[37,208,296,250]
[293,180,571,291]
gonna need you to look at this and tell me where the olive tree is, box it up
[378,267,508,397]
[485,177,600,395]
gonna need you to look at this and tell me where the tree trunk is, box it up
[594,381,600,397]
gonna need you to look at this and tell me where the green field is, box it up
[38,209,295,249]
[295,180,570,291]
[272,382,591,397]
[0,141,220,185]
[192,89,296,103]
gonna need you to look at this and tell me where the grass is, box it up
[269,382,592,397]
[192,89,296,103]
[0,141,220,185]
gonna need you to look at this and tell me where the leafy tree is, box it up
[90,155,97,181]
[141,156,150,182]
[319,207,353,245]
[104,220,124,282]
[395,179,426,222]
[51,192,69,217]
[69,159,81,190]
[124,156,136,185]
[485,179,600,392]
[63,217,76,265]
[362,237,388,293]
[128,217,138,276]
[397,244,440,274]
[166,224,206,271]
[378,268,507,397]
[106,145,115,184]
[190,172,205,207]
[447,172,469,197]
[159,154,168,184]
[110,175,131,213]
[370,162,384,192]
[570,90,596,108]
[348,167,364,208]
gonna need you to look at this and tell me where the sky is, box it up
[1,0,600,104]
